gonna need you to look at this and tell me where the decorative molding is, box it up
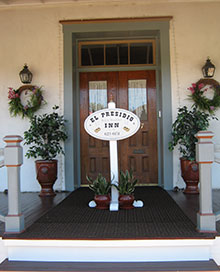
[60,16,173,25]
[1,0,220,7]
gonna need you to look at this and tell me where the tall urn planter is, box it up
[180,158,199,194]
[168,106,212,194]
[24,106,67,197]
[36,160,57,197]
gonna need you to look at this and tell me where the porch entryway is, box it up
[80,71,157,185]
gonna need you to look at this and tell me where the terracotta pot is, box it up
[119,194,135,209]
[94,195,110,210]
[180,158,199,194]
[35,160,57,197]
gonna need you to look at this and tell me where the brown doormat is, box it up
[3,186,215,240]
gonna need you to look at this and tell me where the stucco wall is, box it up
[0,1,220,191]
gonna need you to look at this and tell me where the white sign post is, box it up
[84,100,141,211]
[108,100,119,211]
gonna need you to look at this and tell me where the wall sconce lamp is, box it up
[19,64,33,84]
[202,58,215,78]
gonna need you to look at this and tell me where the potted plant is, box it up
[87,173,111,209]
[24,106,68,196]
[168,105,212,194]
[114,170,138,209]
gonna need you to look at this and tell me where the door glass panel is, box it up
[89,81,107,113]
[128,80,147,120]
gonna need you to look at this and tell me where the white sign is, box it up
[84,108,140,141]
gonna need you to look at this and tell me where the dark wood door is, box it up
[80,71,157,185]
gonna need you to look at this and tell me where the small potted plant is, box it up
[24,106,68,196]
[87,173,111,209]
[114,170,138,209]
[168,105,213,194]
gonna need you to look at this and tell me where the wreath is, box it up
[188,79,220,114]
[8,85,46,118]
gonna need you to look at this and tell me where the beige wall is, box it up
[0,1,220,191]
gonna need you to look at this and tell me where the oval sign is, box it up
[84,108,140,141]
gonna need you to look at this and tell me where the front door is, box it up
[80,70,157,185]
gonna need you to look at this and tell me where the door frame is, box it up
[62,18,173,190]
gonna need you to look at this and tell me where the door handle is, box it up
[141,123,144,129]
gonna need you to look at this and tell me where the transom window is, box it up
[78,40,155,67]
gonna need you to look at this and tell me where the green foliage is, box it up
[8,86,46,119]
[188,83,220,114]
[168,106,214,161]
[87,174,111,195]
[24,106,68,160]
[114,170,138,195]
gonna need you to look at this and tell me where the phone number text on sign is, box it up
[84,108,140,141]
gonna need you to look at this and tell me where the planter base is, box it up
[180,158,199,195]
[184,181,199,194]
[35,160,57,197]
[39,189,56,197]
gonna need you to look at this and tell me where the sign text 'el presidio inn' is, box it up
[84,108,140,141]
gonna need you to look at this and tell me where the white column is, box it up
[3,135,24,233]
[108,101,119,211]
[195,131,216,233]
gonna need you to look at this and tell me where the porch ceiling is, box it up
[0,0,219,7]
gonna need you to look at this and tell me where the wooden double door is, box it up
[80,70,158,185]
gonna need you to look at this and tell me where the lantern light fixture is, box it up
[19,64,33,84]
[202,58,215,78]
